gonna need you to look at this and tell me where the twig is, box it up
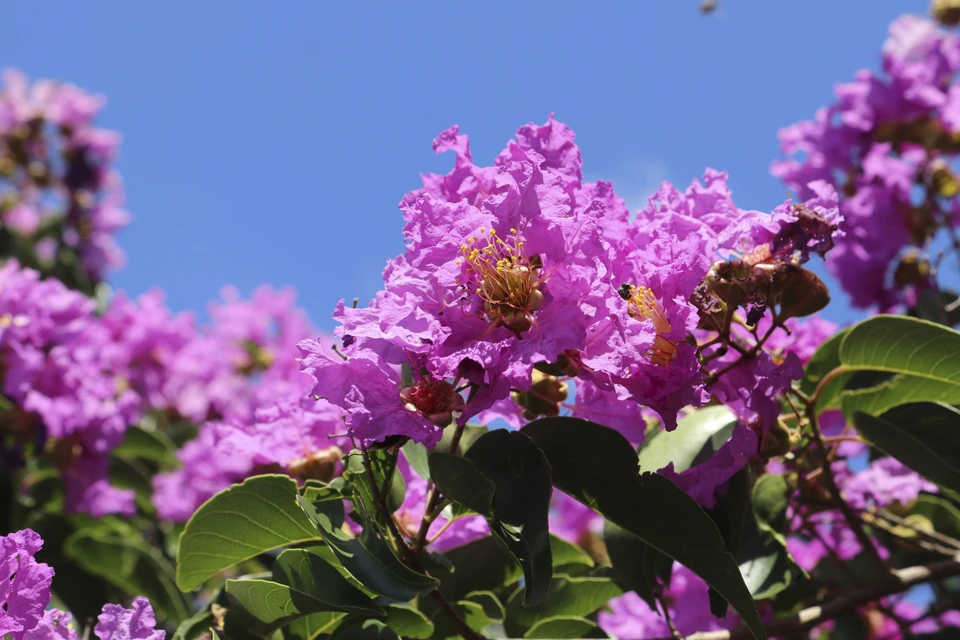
[656,589,683,640]
[809,366,850,408]
[806,409,890,575]
[648,558,960,640]
[429,590,486,640]
[862,509,960,556]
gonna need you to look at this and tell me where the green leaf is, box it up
[343,449,405,523]
[435,536,518,601]
[176,475,321,592]
[524,616,604,639]
[464,429,553,605]
[438,422,489,455]
[430,590,506,638]
[382,604,433,639]
[272,549,386,616]
[841,375,960,420]
[226,579,334,630]
[428,452,495,515]
[752,475,790,544]
[912,494,960,539]
[853,403,960,495]
[504,573,622,637]
[462,590,505,624]
[736,475,801,600]
[548,535,595,570]
[401,441,431,480]
[171,608,214,640]
[329,619,401,640]
[522,417,765,640]
[433,533,589,606]
[65,530,191,623]
[637,405,737,473]
[839,316,960,384]
[604,520,672,609]
[113,425,180,466]
[283,612,348,640]
[300,478,352,510]
[297,496,439,601]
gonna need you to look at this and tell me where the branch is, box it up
[805,410,889,574]
[649,558,960,640]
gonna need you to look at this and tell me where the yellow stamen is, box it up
[622,284,677,366]
[459,227,543,335]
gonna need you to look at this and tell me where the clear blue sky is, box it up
[2,0,928,330]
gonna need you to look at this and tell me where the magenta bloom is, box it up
[839,457,937,510]
[153,393,343,521]
[0,69,129,282]
[94,597,164,640]
[1,530,54,640]
[598,564,737,638]
[772,16,960,309]
[0,262,136,515]
[298,339,451,447]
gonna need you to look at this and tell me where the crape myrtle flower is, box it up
[1,529,53,640]
[661,314,836,508]
[299,337,458,447]
[302,116,619,445]
[838,456,938,510]
[1,530,165,640]
[154,352,342,521]
[0,69,129,287]
[92,597,165,640]
[164,285,315,424]
[773,16,960,309]
[598,564,738,638]
[0,261,136,515]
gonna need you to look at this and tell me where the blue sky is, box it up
[1,0,929,330]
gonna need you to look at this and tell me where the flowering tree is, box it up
[5,6,960,640]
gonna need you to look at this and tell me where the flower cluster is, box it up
[1,528,164,640]
[298,117,843,521]
[0,70,128,291]
[1,258,323,516]
[773,14,960,309]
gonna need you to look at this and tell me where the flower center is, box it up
[618,284,676,366]
[457,228,544,336]
[400,377,464,427]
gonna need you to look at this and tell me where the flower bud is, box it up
[535,351,581,377]
[933,0,960,26]
[759,421,794,458]
[511,369,569,420]
[928,158,960,197]
[776,266,830,321]
[893,250,931,288]
[288,446,343,482]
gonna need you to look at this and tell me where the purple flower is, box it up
[772,16,960,309]
[0,69,129,282]
[548,491,602,547]
[0,262,136,515]
[1,529,54,640]
[298,339,449,446]
[22,610,77,640]
[598,565,737,638]
[839,457,938,510]
[94,597,164,640]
